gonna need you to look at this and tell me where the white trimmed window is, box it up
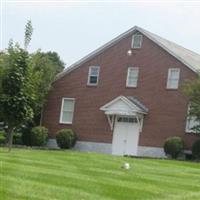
[87,66,100,85]
[59,98,75,124]
[126,67,139,87]
[167,68,180,89]
[132,34,143,48]
[186,104,200,133]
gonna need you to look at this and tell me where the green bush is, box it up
[0,130,23,145]
[0,131,6,144]
[21,124,33,146]
[164,137,184,159]
[22,130,31,146]
[192,139,200,160]
[30,126,48,146]
[13,132,23,145]
[56,129,77,149]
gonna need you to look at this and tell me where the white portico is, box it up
[100,96,148,156]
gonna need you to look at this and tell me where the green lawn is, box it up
[0,148,200,200]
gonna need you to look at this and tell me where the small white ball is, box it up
[122,162,130,170]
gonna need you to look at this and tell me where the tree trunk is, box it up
[7,127,14,152]
[39,107,43,126]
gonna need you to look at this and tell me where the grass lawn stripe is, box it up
[1,148,200,200]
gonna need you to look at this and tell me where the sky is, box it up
[1,1,200,68]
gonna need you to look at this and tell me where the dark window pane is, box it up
[90,76,97,84]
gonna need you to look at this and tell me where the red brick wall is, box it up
[42,33,199,149]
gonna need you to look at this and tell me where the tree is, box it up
[0,20,65,149]
[28,50,64,125]
[183,73,200,133]
[0,52,6,122]
[0,45,34,151]
[24,20,33,50]
[19,50,65,145]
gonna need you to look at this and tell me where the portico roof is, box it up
[100,96,148,116]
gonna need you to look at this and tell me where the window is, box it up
[186,104,200,133]
[59,98,75,124]
[167,68,180,89]
[87,66,100,85]
[117,117,138,123]
[126,67,139,87]
[132,34,143,48]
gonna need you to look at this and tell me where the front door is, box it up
[112,116,140,156]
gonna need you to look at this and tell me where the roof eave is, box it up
[136,27,198,73]
[55,26,139,81]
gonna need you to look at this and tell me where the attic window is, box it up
[87,66,100,85]
[132,34,143,49]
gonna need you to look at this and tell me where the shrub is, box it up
[164,137,184,159]
[0,130,27,146]
[22,130,31,146]
[30,126,48,146]
[21,123,34,146]
[56,129,76,149]
[13,132,23,145]
[0,131,6,144]
[192,139,200,160]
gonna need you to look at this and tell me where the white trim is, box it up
[126,67,139,88]
[139,117,144,132]
[101,96,146,133]
[166,68,180,89]
[131,34,143,49]
[135,115,143,132]
[107,115,115,131]
[100,96,147,114]
[59,97,75,124]
[55,26,199,82]
[87,66,100,86]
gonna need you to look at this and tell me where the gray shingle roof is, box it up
[56,26,200,80]
[127,96,149,113]
[137,27,200,72]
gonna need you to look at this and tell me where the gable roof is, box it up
[56,26,200,80]
[127,96,149,113]
[140,28,200,72]
[100,96,148,115]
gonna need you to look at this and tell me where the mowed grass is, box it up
[0,148,200,200]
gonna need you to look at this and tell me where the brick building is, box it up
[43,26,200,157]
